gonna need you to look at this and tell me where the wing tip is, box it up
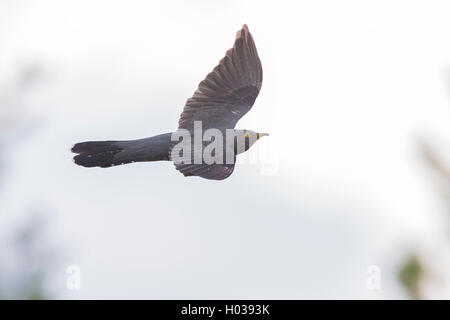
[236,24,250,39]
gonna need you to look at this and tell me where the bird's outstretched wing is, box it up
[173,141,236,180]
[176,162,235,180]
[178,24,263,131]
[175,25,262,180]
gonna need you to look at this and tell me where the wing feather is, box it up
[175,24,262,180]
[178,24,263,130]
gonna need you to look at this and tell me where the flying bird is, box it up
[72,24,267,180]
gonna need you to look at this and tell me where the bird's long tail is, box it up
[71,132,173,168]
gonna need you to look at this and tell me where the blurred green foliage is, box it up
[0,65,55,300]
[0,213,54,300]
[398,254,424,300]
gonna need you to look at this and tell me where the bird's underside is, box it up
[72,24,264,180]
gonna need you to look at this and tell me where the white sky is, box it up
[1,0,450,298]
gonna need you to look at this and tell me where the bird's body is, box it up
[72,25,267,180]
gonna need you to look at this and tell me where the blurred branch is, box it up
[401,76,450,299]
[418,139,450,233]
[420,140,450,184]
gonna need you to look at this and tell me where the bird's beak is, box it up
[257,132,269,139]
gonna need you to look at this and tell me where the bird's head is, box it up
[233,129,268,154]
[243,130,269,140]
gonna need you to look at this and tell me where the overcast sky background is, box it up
[1,0,450,298]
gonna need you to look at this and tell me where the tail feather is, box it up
[72,141,129,168]
[71,133,173,168]
[71,141,122,154]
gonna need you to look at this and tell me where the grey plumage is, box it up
[72,24,267,180]
[178,24,262,131]
[72,133,172,167]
